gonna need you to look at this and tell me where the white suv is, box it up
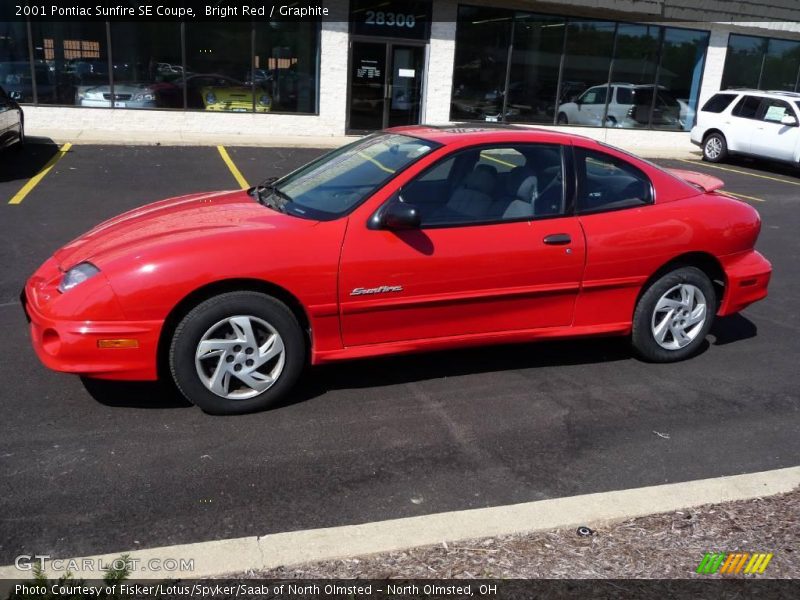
[691,90,800,166]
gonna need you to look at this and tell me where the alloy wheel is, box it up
[650,283,707,350]
[705,137,722,159]
[194,315,285,399]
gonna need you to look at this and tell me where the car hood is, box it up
[54,189,316,270]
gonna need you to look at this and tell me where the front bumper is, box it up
[22,260,161,380]
[718,250,772,316]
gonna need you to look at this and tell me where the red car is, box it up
[22,126,771,414]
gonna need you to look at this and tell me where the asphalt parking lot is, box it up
[1,142,798,564]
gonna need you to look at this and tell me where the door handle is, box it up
[543,233,571,245]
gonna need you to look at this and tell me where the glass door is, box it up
[348,41,425,131]
[387,45,424,127]
[349,41,387,131]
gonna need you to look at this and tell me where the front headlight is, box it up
[134,93,155,101]
[205,91,217,105]
[58,262,100,293]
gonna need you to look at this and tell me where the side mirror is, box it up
[781,114,798,126]
[381,201,420,230]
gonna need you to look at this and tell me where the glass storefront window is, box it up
[606,24,661,129]
[506,13,566,124]
[107,23,183,110]
[184,22,254,112]
[556,20,616,127]
[760,38,800,92]
[450,5,513,122]
[656,28,709,131]
[30,22,109,106]
[254,21,319,114]
[721,34,768,90]
[0,21,32,102]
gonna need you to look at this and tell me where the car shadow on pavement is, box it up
[709,313,758,346]
[80,377,192,409]
[721,155,800,180]
[0,138,60,183]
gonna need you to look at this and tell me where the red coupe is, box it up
[23,126,771,414]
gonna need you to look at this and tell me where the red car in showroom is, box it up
[22,126,771,414]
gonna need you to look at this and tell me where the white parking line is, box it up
[1,466,796,582]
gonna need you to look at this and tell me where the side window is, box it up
[732,95,762,119]
[576,148,652,214]
[616,87,633,104]
[580,87,607,105]
[761,98,792,124]
[701,93,737,113]
[402,144,565,227]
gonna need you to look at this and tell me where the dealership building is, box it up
[2,0,800,146]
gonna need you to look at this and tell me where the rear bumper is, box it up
[718,250,772,316]
[22,280,161,381]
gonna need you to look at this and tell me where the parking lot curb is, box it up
[1,466,797,582]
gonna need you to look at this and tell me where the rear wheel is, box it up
[702,132,727,163]
[631,267,716,362]
[169,291,305,414]
[557,113,569,125]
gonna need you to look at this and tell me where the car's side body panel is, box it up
[22,126,771,381]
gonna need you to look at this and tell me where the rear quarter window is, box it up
[701,93,737,113]
[732,95,762,119]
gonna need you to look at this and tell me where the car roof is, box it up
[385,124,595,147]
[719,88,800,99]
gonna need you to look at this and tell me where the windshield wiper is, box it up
[250,177,292,213]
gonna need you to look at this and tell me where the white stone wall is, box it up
[422,0,457,125]
[697,24,730,110]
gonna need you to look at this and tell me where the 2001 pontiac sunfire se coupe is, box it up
[23,126,772,414]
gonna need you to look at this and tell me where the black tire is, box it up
[557,113,569,125]
[702,132,727,163]
[631,267,716,363]
[169,291,305,415]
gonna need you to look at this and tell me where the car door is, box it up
[749,97,800,161]
[338,143,586,347]
[574,85,610,126]
[726,94,763,153]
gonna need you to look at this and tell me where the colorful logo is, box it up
[696,552,773,575]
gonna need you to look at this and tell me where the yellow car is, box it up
[191,74,271,112]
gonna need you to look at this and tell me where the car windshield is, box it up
[261,133,437,220]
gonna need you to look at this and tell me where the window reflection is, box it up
[655,28,708,131]
[556,20,616,127]
[31,22,109,106]
[761,38,800,92]
[506,14,566,124]
[721,35,768,90]
[450,5,513,122]
[185,22,256,112]
[0,21,32,102]
[254,21,319,114]
[105,23,183,110]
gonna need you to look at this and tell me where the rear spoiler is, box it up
[666,168,725,193]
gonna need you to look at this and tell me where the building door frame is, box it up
[346,35,428,134]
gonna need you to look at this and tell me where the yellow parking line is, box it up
[9,143,72,205]
[358,151,395,174]
[675,158,800,187]
[721,190,765,203]
[217,145,249,189]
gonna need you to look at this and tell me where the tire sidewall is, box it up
[632,267,716,363]
[169,292,305,415]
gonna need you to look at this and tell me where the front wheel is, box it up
[631,267,716,362]
[169,291,305,414]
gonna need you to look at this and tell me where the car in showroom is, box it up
[691,89,800,165]
[22,126,771,414]
[557,83,685,129]
[0,85,24,150]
